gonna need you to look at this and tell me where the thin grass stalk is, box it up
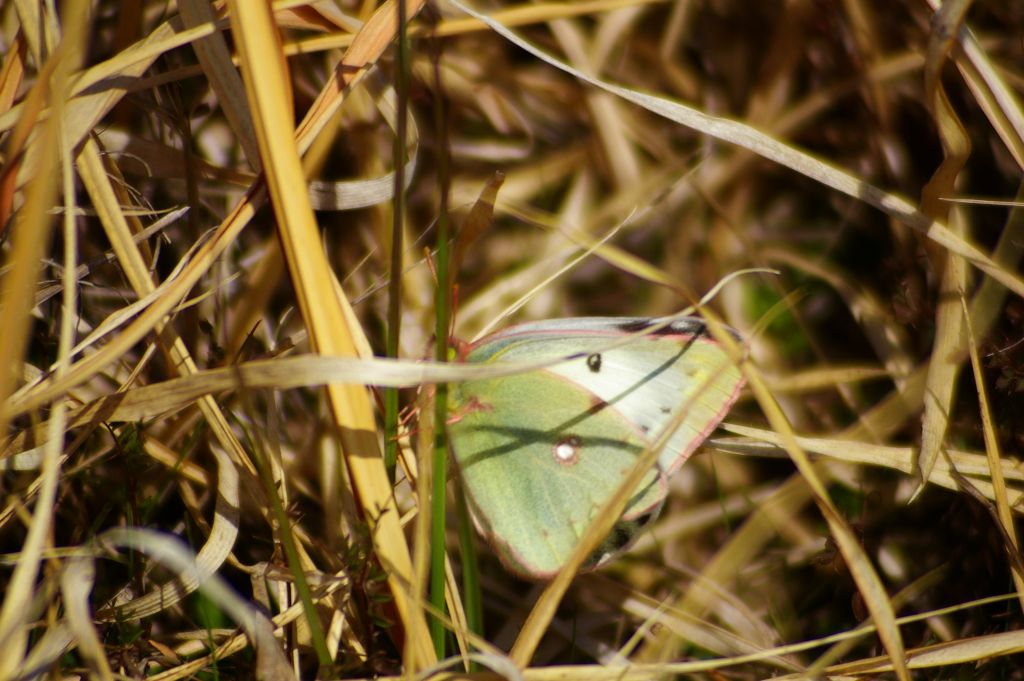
[429,12,453,658]
[961,293,1024,610]
[384,0,411,482]
[0,15,74,672]
[247,405,331,666]
[453,483,483,664]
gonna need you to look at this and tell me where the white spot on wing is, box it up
[553,436,581,466]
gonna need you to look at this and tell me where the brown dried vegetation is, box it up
[1,0,1023,679]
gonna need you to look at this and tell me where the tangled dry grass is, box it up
[1,0,1024,679]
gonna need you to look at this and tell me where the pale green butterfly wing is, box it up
[449,370,665,578]
[472,318,744,477]
[449,317,744,579]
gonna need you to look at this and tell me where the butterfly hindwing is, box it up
[450,369,665,578]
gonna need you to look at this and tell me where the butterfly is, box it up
[448,316,745,579]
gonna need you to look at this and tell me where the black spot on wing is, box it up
[586,353,602,372]
[612,317,742,343]
[615,317,708,338]
[615,319,656,333]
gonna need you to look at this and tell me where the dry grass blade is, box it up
[0,1,87,673]
[60,555,116,680]
[719,423,1024,501]
[631,472,817,665]
[4,353,667,459]
[761,246,914,384]
[817,629,1024,676]
[961,293,1024,609]
[924,0,1024,168]
[178,0,261,171]
[100,528,295,680]
[96,445,241,620]
[227,0,434,670]
[711,330,910,677]
[73,137,250,619]
[914,2,973,491]
[449,1,1024,303]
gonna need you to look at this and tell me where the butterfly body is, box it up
[448,317,744,579]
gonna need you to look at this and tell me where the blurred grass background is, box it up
[1,0,1024,678]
